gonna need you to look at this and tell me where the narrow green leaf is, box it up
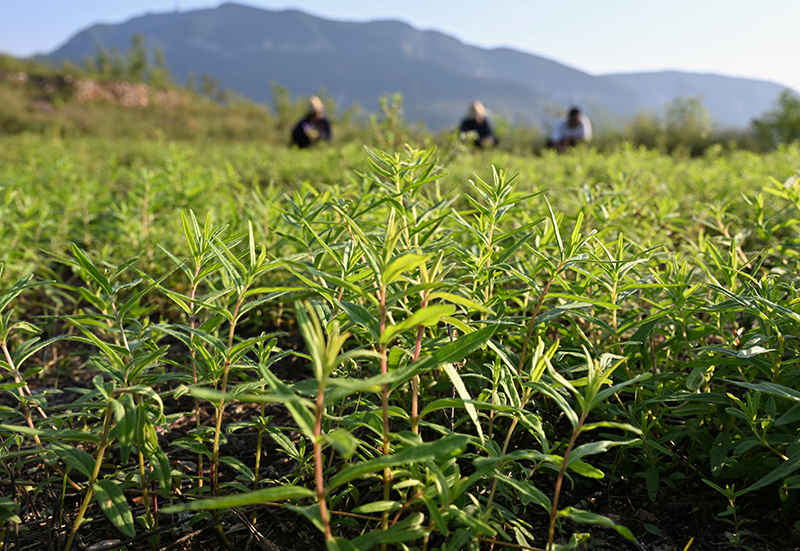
[419,398,519,419]
[568,460,604,478]
[284,503,324,533]
[526,382,579,428]
[10,335,68,371]
[301,218,342,269]
[450,505,496,536]
[545,197,564,258]
[161,486,314,513]
[739,451,800,496]
[421,495,449,537]
[473,449,557,468]
[728,380,800,402]
[219,456,256,483]
[49,443,95,478]
[553,533,591,551]
[335,300,380,341]
[327,537,360,551]
[0,424,100,443]
[567,439,639,467]
[94,480,135,537]
[351,512,426,547]
[70,243,113,296]
[209,239,244,290]
[558,507,636,541]
[328,436,469,491]
[441,362,484,443]
[0,498,20,525]
[260,370,316,440]
[646,467,659,502]
[111,397,134,464]
[72,324,125,371]
[592,372,652,408]
[578,421,641,434]
[777,403,800,426]
[643,523,662,536]
[187,386,315,408]
[545,293,621,310]
[0,274,35,312]
[180,210,200,260]
[428,292,494,314]
[403,325,497,383]
[323,429,358,459]
[9,321,39,335]
[499,476,551,511]
[351,501,401,514]
[382,253,428,286]
[381,304,455,345]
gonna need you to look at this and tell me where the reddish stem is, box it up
[314,381,332,540]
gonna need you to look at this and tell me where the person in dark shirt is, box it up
[459,101,497,147]
[291,95,331,148]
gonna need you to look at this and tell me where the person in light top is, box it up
[548,107,592,152]
[291,95,332,148]
[459,101,497,147]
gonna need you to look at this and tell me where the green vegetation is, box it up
[3,45,800,154]
[1,133,800,550]
[1,41,800,551]
[753,90,800,151]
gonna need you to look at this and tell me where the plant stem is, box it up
[252,400,266,524]
[518,265,562,375]
[313,379,332,540]
[485,265,562,515]
[207,295,245,551]
[484,388,532,513]
[64,403,114,551]
[410,293,429,435]
[139,447,153,526]
[378,285,391,539]
[1,340,81,491]
[189,267,204,487]
[211,295,245,496]
[546,413,587,551]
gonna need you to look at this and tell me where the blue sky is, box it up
[3,0,800,92]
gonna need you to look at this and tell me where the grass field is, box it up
[1,134,800,551]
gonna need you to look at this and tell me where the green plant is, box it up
[753,90,800,150]
[1,136,800,550]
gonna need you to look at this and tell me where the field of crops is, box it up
[1,134,800,551]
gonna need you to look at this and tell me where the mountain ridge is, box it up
[43,2,794,130]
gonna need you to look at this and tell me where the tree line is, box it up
[1,34,799,154]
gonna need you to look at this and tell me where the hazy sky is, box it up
[3,0,800,92]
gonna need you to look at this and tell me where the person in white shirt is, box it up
[548,107,592,152]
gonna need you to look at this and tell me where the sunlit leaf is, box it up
[328,436,469,491]
[161,485,314,513]
[94,480,135,537]
[558,507,636,541]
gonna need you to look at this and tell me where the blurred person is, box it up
[548,106,592,152]
[291,95,331,148]
[459,101,497,147]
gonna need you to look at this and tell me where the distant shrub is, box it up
[752,89,800,150]
[594,97,754,156]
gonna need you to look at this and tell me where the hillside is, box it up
[0,54,284,142]
[601,71,789,127]
[40,2,798,129]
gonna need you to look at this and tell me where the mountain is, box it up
[43,2,794,130]
[601,71,789,128]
